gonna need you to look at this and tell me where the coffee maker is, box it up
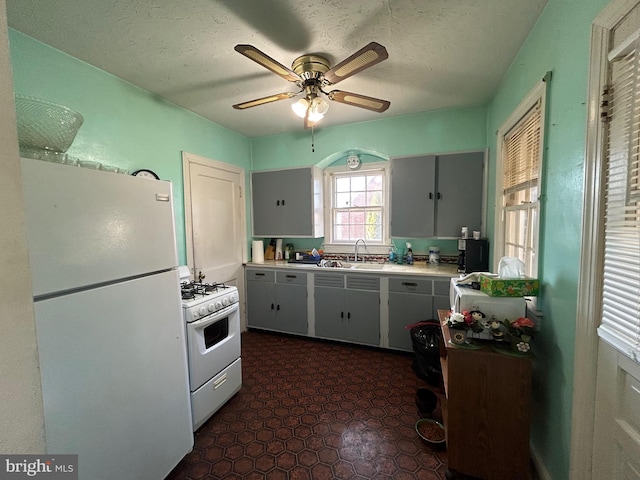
[457,238,489,273]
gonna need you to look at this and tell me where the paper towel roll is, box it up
[252,240,264,264]
[275,239,283,260]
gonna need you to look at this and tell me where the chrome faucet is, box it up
[354,238,368,262]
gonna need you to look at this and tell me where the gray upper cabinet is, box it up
[251,166,323,237]
[391,151,484,238]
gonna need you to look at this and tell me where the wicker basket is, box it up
[15,95,84,153]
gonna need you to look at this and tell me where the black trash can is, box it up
[408,321,442,386]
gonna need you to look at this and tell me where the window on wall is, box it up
[597,37,640,360]
[324,162,390,250]
[495,80,547,279]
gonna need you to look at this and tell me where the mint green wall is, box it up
[486,0,610,478]
[252,105,487,170]
[9,30,252,265]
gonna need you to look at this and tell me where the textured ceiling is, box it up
[6,0,548,138]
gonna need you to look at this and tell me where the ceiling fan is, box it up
[232,42,390,129]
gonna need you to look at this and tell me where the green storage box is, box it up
[479,274,539,297]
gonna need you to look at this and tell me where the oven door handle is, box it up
[190,303,239,330]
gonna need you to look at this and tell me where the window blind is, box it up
[502,103,541,206]
[598,43,640,361]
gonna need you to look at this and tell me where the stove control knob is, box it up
[229,293,237,303]
[198,306,207,316]
[208,304,216,312]
[192,311,199,321]
[215,301,223,310]
[222,297,229,306]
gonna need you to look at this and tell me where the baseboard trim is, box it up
[531,443,552,480]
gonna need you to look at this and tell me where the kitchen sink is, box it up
[341,262,385,270]
[351,263,385,270]
[314,260,385,270]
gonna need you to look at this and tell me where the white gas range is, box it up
[179,267,242,431]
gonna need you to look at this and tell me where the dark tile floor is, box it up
[166,330,452,480]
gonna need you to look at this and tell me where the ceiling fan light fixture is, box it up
[291,98,309,118]
[234,42,389,130]
[308,97,329,122]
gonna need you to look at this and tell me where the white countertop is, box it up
[245,260,459,277]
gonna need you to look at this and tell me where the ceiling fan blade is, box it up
[233,92,298,110]
[234,44,301,83]
[328,90,390,113]
[323,42,388,85]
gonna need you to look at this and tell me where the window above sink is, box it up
[322,161,392,255]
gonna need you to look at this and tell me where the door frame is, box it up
[571,1,640,477]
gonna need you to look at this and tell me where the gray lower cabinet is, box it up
[388,278,434,351]
[391,151,484,237]
[246,269,308,334]
[314,273,380,346]
[245,267,454,352]
[433,279,451,316]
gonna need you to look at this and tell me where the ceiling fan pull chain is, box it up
[311,125,315,153]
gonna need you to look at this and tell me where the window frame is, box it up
[494,80,547,280]
[322,161,391,254]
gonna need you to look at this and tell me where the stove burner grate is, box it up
[180,281,229,300]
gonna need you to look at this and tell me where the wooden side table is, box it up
[437,309,532,480]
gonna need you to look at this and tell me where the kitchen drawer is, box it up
[246,269,275,282]
[315,273,344,288]
[191,358,242,431]
[346,275,379,291]
[389,278,432,295]
[276,270,307,285]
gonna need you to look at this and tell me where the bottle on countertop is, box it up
[406,242,414,265]
[388,246,396,262]
[428,246,440,265]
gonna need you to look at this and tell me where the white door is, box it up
[576,2,640,479]
[183,152,247,325]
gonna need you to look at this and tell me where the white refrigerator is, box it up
[21,157,193,480]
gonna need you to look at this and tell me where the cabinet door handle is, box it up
[270,303,274,310]
[429,192,433,200]
[255,273,265,277]
[402,282,418,287]
[437,192,442,200]
[282,199,286,206]
[286,275,297,279]
[341,311,344,319]
[276,200,280,206]
[347,312,351,319]
[276,304,280,311]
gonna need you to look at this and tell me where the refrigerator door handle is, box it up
[155,193,170,202]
